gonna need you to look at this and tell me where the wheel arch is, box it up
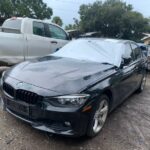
[101,88,114,111]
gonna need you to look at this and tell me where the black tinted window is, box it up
[49,25,67,40]
[33,22,45,37]
[131,44,141,60]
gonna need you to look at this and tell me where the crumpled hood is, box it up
[6,56,115,94]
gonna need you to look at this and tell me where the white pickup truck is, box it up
[0,17,70,69]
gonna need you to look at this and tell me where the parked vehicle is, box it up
[79,31,101,38]
[148,45,150,55]
[138,43,149,70]
[0,17,70,70]
[138,43,150,70]
[147,45,150,70]
[1,38,146,137]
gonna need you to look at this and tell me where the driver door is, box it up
[117,42,137,104]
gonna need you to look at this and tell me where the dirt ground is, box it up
[0,76,150,150]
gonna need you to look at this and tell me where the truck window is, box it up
[33,22,46,37]
[48,24,67,40]
[2,19,22,33]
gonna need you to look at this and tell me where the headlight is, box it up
[45,94,90,107]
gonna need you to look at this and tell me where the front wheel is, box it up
[0,97,6,111]
[136,75,146,93]
[87,95,109,137]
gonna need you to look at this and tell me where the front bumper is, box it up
[2,94,90,137]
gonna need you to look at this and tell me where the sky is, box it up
[43,0,150,26]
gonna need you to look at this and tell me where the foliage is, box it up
[0,0,53,20]
[65,24,78,30]
[52,16,63,27]
[65,18,79,30]
[79,0,150,41]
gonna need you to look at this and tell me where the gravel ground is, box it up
[0,75,150,150]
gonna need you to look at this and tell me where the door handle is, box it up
[51,41,58,44]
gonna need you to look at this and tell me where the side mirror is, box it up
[120,59,125,69]
[120,58,132,69]
[124,58,132,65]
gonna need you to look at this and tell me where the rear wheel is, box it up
[87,95,109,137]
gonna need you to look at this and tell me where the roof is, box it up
[141,33,150,41]
[4,17,63,29]
[80,37,132,44]
[138,43,146,46]
[66,29,79,33]
[80,32,98,36]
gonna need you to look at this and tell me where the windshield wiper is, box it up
[101,62,113,65]
[101,63,118,70]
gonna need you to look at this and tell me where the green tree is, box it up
[79,0,150,41]
[65,24,77,30]
[0,0,14,18]
[52,16,63,27]
[65,18,79,30]
[0,0,53,20]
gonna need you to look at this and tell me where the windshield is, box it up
[52,39,124,67]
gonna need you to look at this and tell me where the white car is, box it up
[0,17,70,69]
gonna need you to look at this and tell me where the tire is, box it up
[136,75,146,93]
[87,95,109,137]
[0,97,6,111]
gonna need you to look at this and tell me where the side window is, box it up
[131,43,142,60]
[48,24,67,40]
[122,43,134,65]
[33,22,45,37]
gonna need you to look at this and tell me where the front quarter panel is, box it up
[84,68,120,111]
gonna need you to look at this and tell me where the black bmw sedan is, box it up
[1,38,146,137]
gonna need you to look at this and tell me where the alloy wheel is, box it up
[141,76,146,91]
[93,99,109,133]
